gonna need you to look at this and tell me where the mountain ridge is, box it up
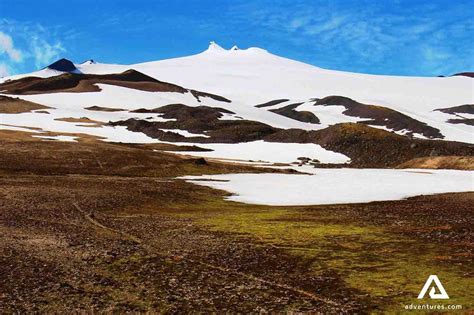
[0,42,472,152]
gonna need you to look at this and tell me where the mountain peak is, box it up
[81,59,96,65]
[46,58,78,72]
[207,41,226,52]
[203,42,269,56]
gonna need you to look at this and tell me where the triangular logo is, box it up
[418,275,449,299]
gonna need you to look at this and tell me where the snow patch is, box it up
[32,135,78,142]
[174,140,350,164]
[160,129,210,138]
[183,169,474,206]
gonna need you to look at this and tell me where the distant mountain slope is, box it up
[0,42,472,167]
[453,72,474,78]
[2,41,467,142]
[46,58,80,73]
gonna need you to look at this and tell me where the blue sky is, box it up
[0,0,473,77]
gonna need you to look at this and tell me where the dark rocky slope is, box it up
[265,123,473,167]
[270,103,320,124]
[46,58,79,72]
[110,104,473,168]
[313,96,443,139]
[0,70,231,103]
[113,104,278,143]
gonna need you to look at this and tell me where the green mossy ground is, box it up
[169,198,473,312]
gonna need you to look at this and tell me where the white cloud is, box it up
[30,36,65,68]
[288,16,311,31]
[303,15,348,35]
[0,63,9,77]
[422,46,451,62]
[223,1,473,75]
[419,46,454,74]
[0,21,66,76]
[0,21,68,75]
[0,31,23,62]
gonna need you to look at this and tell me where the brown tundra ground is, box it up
[0,130,472,313]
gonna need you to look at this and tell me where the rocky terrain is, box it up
[0,133,472,312]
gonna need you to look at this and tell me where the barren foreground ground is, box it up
[0,132,473,313]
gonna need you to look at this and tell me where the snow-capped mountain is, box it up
[0,42,472,167]
[3,42,472,141]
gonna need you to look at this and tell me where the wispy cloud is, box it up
[221,0,474,75]
[0,31,23,62]
[0,20,67,76]
[0,63,9,77]
[30,36,65,68]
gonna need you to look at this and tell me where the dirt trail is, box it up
[190,259,342,308]
[72,202,142,244]
[71,201,344,309]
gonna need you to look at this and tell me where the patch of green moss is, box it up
[174,202,473,312]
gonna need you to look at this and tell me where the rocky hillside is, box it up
[0,42,472,168]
